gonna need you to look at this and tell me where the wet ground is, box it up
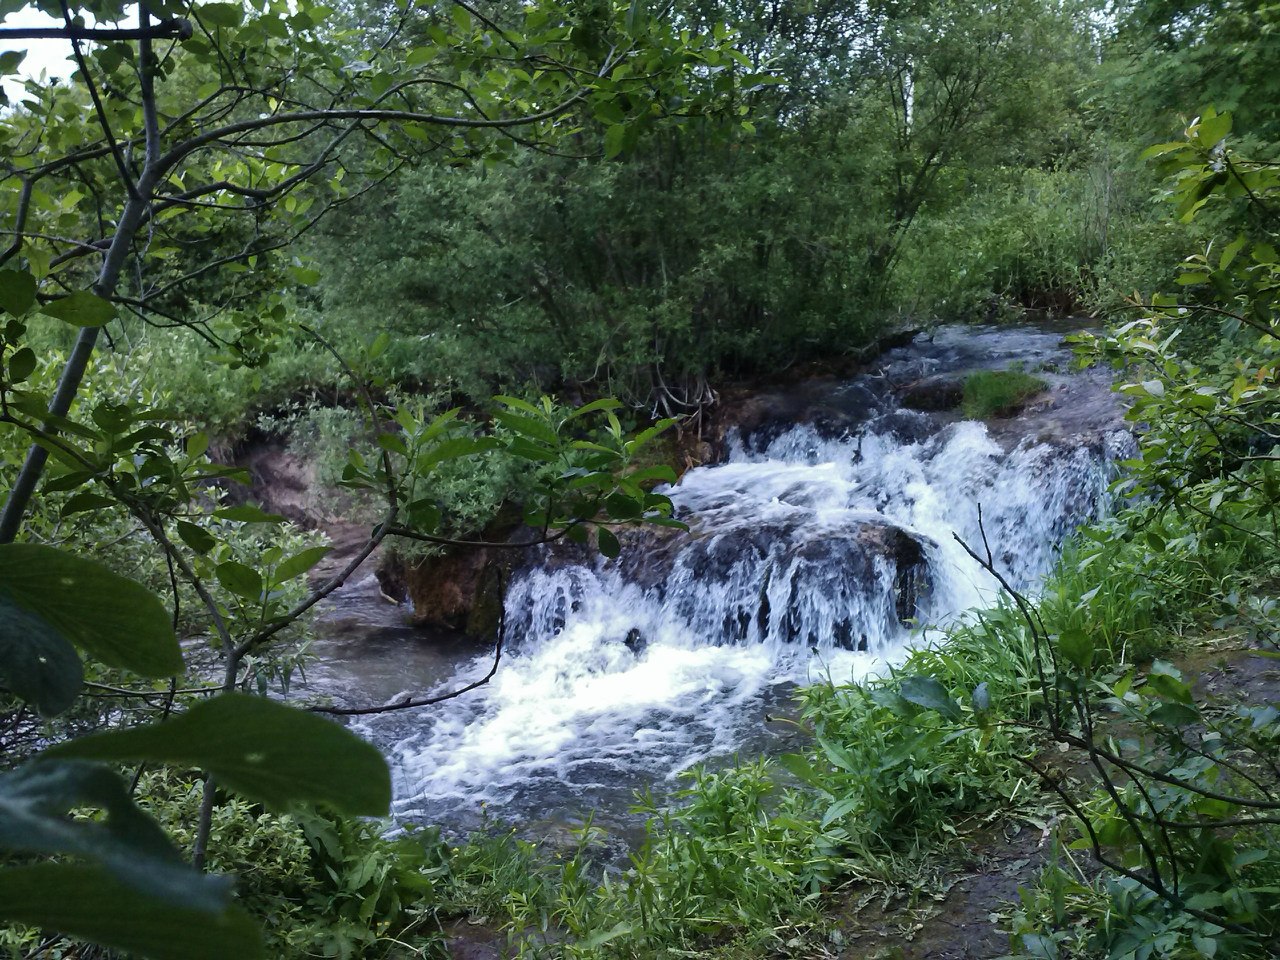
[833,818,1052,960]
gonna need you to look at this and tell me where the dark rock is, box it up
[374,559,408,604]
[901,375,965,412]
[865,409,937,447]
[624,628,647,654]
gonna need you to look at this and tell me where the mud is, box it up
[832,817,1052,960]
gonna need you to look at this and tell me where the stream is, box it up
[298,323,1130,839]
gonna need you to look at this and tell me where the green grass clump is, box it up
[962,369,1048,418]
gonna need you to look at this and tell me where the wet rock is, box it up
[900,374,964,412]
[467,558,510,640]
[403,547,490,633]
[374,559,407,604]
[398,543,520,641]
[864,409,937,447]
[624,627,647,654]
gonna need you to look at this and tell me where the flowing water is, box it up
[300,324,1129,837]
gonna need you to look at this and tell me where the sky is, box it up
[2,6,86,100]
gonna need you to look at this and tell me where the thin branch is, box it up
[385,523,577,550]
[0,19,191,41]
[58,0,140,202]
[153,95,587,178]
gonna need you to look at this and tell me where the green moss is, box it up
[961,369,1048,418]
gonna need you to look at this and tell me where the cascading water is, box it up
[306,325,1130,834]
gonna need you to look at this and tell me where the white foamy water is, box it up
[380,374,1128,828]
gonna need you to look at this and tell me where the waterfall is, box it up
[376,327,1129,828]
[253,325,1117,832]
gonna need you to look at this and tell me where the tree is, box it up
[0,0,745,953]
[312,0,1098,415]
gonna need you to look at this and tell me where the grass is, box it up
[962,370,1048,418]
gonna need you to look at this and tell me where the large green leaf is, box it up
[0,268,36,316]
[39,290,116,327]
[0,544,180,677]
[899,675,962,721]
[0,597,83,715]
[214,560,263,599]
[0,760,229,910]
[49,694,391,816]
[273,545,330,584]
[0,864,262,960]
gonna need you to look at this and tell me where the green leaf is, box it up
[1019,933,1060,959]
[971,681,990,712]
[597,527,621,558]
[625,0,646,31]
[406,498,441,531]
[376,432,408,456]
[1196,110,1232,147]
[1146,663,1193,705]
[565,397,623,420]
[0,49,26,75]
[817,735,859,772]
[578,922,636,951]
[175,520,217,555]
[878,728,941,771]
[214,504,285,523]
[821,796,859,827]
[0,760,228,909]
[604,122,627,159]
[493,394,544,416]
[0,864,262,960]
[40,290,116,327]
[899,675,961,720]
[1192,934,1218,958]
[0,544,179,678]
[48,693,391,815]
[492,408,560,446]
[1057,628,1095,672]
[199,2,244,27]
[0,597,83,715]
[367,331,391,360]
[0,269,36,316]
[215,561,263,600]
[273,546,330,584]
[776,752,827,791]
[628,464,678,486]
[416,435,498,470]
[1219,234,1247,271]
[59,491,117,518]
[186,432,210,459]
[7,346,36,382]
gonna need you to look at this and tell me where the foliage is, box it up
[961,370,1049,419]
[911,113,1280,959]
[0,0,736,952]
[312,0,1103,407]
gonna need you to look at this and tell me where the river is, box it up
[297,323,1129,840]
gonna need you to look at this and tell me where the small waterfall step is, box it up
[324,324,1130,834]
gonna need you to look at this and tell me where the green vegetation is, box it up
[962,370,1050,419]
[2,0,1280,958]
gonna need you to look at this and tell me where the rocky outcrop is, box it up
[387,544,516,640]
[900,374,965,412]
